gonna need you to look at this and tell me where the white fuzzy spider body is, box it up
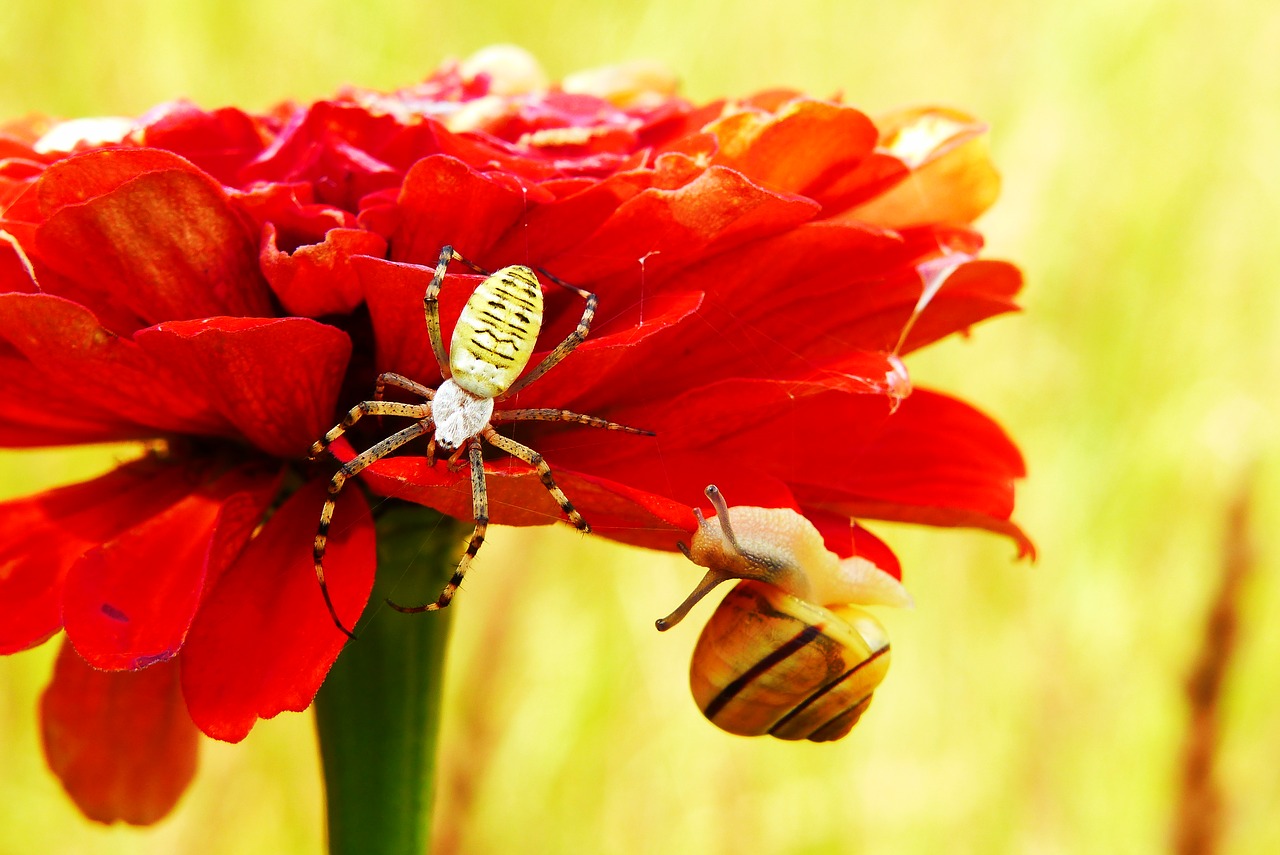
[431,379,495,450]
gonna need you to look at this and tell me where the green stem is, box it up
[314,502,467,855]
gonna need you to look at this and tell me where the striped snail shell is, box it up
[660,486,909,742]
[691,581,890,741]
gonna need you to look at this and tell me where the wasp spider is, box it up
[309,246,652,638]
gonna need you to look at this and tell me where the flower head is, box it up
[0,47,1027,822]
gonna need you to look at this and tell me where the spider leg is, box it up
[499,271,597,399]
[309,400,433,460]
[491,407,655,436]
[314,419,433,638]
[374,371,436,402]
[444,442,470,472]
[481,426,589,532]
[424,246,460,378]
[388,438,487,614]
[425,245,493,379]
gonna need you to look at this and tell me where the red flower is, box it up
[0,48,1028,823]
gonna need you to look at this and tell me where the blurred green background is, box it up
[2,0,1277,853]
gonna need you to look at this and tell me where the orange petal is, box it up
[848,107,1001,228]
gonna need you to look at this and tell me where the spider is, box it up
[309,245,653,638]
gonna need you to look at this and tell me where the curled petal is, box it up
[179,478,376,742]
[484,169,655,263]
[0,229,38,294]
[260,223,385,317]
[885,256,1025,356]
[848,108,1002,228]
[40,641,199,825]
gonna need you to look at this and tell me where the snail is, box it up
[659,486,910,742]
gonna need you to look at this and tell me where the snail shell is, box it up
[690,581,891,742]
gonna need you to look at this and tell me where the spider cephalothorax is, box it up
[310,246,652,638]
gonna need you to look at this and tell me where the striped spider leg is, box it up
[309,245,653,638]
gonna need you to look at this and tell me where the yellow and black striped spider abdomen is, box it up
[449,265,544,399]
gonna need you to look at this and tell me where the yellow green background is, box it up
[2,0,1277,852]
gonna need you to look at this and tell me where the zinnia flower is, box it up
[0,47,1028,825]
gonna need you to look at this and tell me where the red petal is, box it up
[179,479,376,742]
[503,288,704,411]
[357,255,460,385]
[0,351,148,446]
[133,317,352,458]
[544,165,819,285]
[62,466,280,670]
[358,373,898,545]
[633,224,1012,378]
[360,456,695,552]
[40,640,199,825]
[566,223,907,401]
[808,151,909,213]
[133,101,267,186]
[33,149,272,325]
[895,258,1024,355]
[483,168,654,263]
[385,155,532,264]
[33,148,194,211]
[592,373,900,485]
[0,458,209,654]
[0,294,230,440]
[799,511,904,583]
[0,295,352,455]
[260,223,385,317]
[804,388,1034,556]
[237,101,405,208]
